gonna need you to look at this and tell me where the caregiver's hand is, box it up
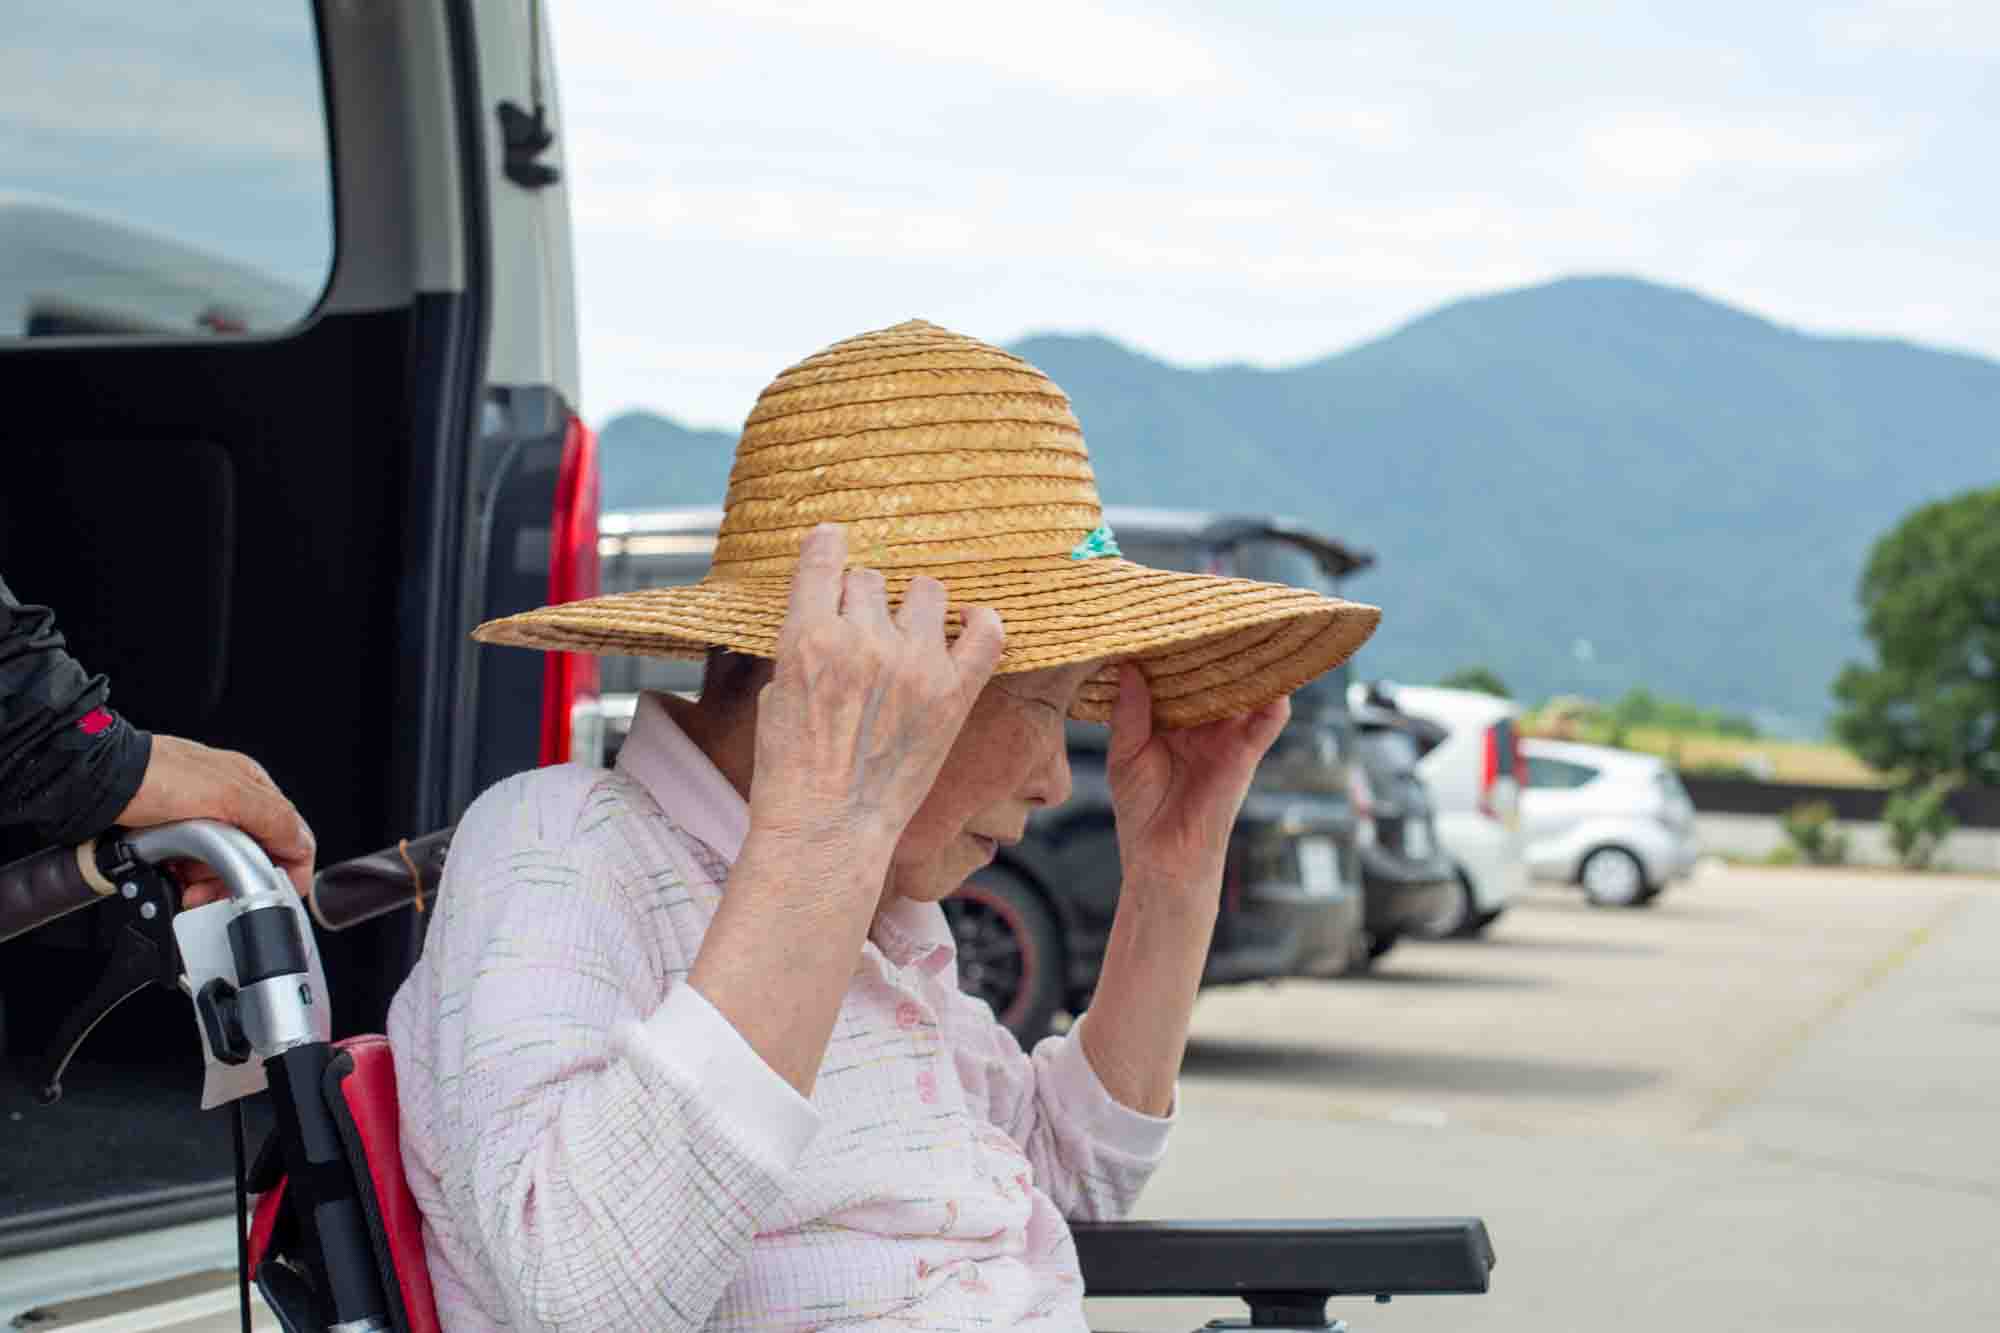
[117,734,317,906]
[1105,663,1290,900]
[749,522,1006,861]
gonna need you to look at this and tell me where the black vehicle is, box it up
[0,4,595,1316]
[595,506,1377,1045]
[1348,684,1458,967]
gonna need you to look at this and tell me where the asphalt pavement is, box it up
[1086,864,2000,1332]
[51,862,1998,1331]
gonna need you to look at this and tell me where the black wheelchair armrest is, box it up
[1073,1218,1494,1325]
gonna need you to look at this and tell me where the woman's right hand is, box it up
[748,523,1005,868]
[695,522,1002,1095]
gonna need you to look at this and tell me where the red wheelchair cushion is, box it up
[330,1034,440,1333]
[246,1176,286,1276]
[244,1034,439,1333]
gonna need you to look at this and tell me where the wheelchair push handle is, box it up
[0,821,303,946]
[7,822,394,1331]
[0,838,120,944]
[138,822,392,1331]
[308,824,453,931]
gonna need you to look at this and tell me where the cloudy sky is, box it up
[6,3,1990,426]
[550,0,1998,429]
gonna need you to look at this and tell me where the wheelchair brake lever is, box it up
[34,849,183,1105]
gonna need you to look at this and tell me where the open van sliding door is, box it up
[0,0,588,1308]
[457,0,600,800]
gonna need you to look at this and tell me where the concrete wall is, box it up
[1695,812,2000,875]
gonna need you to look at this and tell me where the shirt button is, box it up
[916,1068,939,1104]
[896,1000,922,1030]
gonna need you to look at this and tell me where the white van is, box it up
[0,3,590,1326]
[1358,684,1528,937]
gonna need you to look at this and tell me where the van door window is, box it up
[1528,757,1598,789]
[1115,539,1213,574]
[2,2,333,339]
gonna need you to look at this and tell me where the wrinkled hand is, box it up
[749,523,1005,867]
[1106,664,1290,896]
[115,735,317,908]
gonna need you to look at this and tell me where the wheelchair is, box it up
[1,821,1494,1331]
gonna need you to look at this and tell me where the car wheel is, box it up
[943,868,1065,1047]
[1580,846,1649,907]
[1344,928,1392,972]
[1412,869,1489,940]
[1464,905,1505,934]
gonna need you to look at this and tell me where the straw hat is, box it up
[474,320,1381,729]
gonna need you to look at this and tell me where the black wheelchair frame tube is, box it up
[264,1041,387,1326]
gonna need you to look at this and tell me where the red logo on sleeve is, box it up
[78,708,115,737]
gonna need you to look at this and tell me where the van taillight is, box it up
[1479,720,1522,821]
[540,413,601,766]
[1478,725,1499,819]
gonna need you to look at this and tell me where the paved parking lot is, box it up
[1087,864,2000,1332]
[69,863,1997,1331]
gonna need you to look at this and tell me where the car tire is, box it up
[1464,905,1505,934]
[1367,930,1400,961]
[1580,846,1650,907]
[1413,868,1492,940]
[943,868,1065,1048]
[1339,929,1388,975]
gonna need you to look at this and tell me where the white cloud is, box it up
[1813,0,2000,50]
[1580,120,1897,187]
[637,0,1227,98]
[551,1,2000,429]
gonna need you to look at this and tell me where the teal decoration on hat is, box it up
[1069,523,1122,560]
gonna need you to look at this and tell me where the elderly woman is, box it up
[387,321,1379,1330]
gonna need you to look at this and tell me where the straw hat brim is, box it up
[474,556,1381,730]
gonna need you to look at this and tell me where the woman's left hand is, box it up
[1105,663,1290,899]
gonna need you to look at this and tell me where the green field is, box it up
[1522,721,1886,788]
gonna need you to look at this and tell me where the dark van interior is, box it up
[0,0,570,1251]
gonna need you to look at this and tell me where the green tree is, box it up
[1604,687,1759,738]
[1833,485,2000,786]
[1438,666,1510,698]
[1882,777,1958,871]
[1779,800,1849,865]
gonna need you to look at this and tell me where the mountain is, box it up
[598,414,737,514]
[596,276,2000,733]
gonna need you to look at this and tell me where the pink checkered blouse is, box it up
[387,692,1172,1330]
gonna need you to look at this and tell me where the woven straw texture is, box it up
[474,320,1381,729]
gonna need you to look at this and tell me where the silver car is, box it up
[1520,739,1699,906]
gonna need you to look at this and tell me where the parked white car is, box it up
[1360,684,1528,937]
[1521,739,1699,906]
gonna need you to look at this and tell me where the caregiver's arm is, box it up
[690,524,1004,1096]
[1079,666,1290,1115]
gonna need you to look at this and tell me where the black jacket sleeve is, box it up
[0,576,153,844]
